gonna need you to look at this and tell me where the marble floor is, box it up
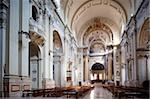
[2,83,114,99]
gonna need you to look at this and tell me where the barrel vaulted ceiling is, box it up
[57,0,134,45]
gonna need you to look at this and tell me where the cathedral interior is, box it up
[0,0,149,98]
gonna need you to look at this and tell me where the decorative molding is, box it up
[77,17,115,45]
[80,19,113,47]
[11,85,20,92]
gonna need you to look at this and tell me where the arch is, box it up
[77,17,116,46]
[70,0,127,29]
[138,17,150,48]
[91,63,105,70]
[137,17,150,85]
[80,18,113,41]
[29,42,41,58]
[52,28,64,52]
[83,29,112,46]
[53,30,63,53]
[90,62,106,82]
[29,41,41,89]
[53,30,63,87]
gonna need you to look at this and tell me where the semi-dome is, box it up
[91,63,105,70]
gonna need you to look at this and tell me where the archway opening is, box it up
[53,30,63,87]
[90,63,105,83]
[29,42,41,89]
[137,18,150,84]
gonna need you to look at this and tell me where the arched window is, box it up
[32,6,38,21]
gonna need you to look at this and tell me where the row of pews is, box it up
[22,86,93,98]
[103,84,149,98]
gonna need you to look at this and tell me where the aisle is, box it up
[83,83,113,99]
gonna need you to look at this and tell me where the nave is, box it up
[0,0,149,97]
[2,83,113,99]
[2,82,149,99]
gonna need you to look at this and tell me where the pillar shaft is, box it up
[85,55,89,81]
[19,0,30,76]
[108,54,112,80]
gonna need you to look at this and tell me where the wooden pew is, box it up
[22,90,33,97]
[50,87,63,97]
[117,86,149,98]
[43,88,53,97]
[62,86,92,98]
[62,87,79,98]
[22,86,92,98]
[32,89,44,97]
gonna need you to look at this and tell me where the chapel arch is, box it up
[90,63,106,83]
[53,30,63,87]
[137,18,150,84]
[29,41,41,89]
[138,17,150,48]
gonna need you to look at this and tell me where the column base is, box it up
[3,75,31,97]
[42,78,55,89]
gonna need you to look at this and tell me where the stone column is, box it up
[42,12,54,89]
[124,43,128,82]
[43,16,49,79]
[102,72,104,80]
[18,0,31,92]
[0,0,8,96]
[113,46,120,85]
[97,73,99,80]
[64,36,68,86]
[108,53,112,80]
[78,49,83,83]
[8,0,20,77]
[132,30,138,86]
[49,17,54,81]
[3,0,21,97]
[145,56,148,80]
[18,0,30,76]
[113,46,117,84]
[85,55,89,81]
